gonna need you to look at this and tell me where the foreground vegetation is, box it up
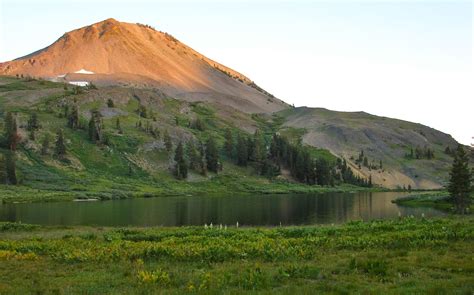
[0,217,473,293]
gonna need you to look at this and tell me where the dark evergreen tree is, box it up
[54,129,66,159]
[3,112,20,151]
[448,145,472,213]
[0,152,6,184]
[88,110,103,143]
[224,128,234,158]
[107,99,114,108]
[198,142,207,176]
[363,156,369,167]
[138,105,147,118]
[116,118,123,134]
[41,134,50,155]
[236,133,248,166]
[186,141,200,171]
[174,141,188,179]
[316,158,331,185]
[27,112,40,131]
[67,105,80,129]
[193,118,205,131]
[5,151,17,185]
[28,129,35,141]
[205,137,219,173]
[164,130,172,152]
[252,129,265,172]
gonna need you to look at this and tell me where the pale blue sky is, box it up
[0,0,472,144]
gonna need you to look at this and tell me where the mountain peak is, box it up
[0,19,288,113]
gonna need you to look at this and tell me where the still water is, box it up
[0,192,444,227]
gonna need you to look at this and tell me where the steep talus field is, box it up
[279,107,459,189]
[0,18,288,114]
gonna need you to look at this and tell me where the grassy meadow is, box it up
[0,217,473,293]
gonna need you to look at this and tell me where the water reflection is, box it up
[0,192,445,226]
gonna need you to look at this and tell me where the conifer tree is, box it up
[186,141,200,171]
[448,145,472,213]
[205,137,219,173]
[5,151,17,185]
[224,128,233,158]
[41,134,50,155]
[27,112,40,131]
[3,112,20,151]
[164,130,172,152]
[253,129,265,171]
[174,141,188,179]
[236,133,248,166]
[88,110,103,143]
[198,142,207,176]
[0,153,6,184]
[116,118,123,134]
[54,129,66,159]
[67,105,80,129]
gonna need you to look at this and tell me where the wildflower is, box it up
[224,225,227,230]
[398,212,401,218]
[210,222,213,229]
[421,213,425,218]
[236,221,239,228]
[204,223,208,229]
[219,224,222,230]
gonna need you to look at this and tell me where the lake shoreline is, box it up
[1,180,440,204]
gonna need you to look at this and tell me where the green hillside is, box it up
[0,76,377,203]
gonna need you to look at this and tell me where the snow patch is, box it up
[74,69,95,75]
[69,81,89,87]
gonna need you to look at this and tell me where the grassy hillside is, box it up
[0,76,374,203]
[280,107,461,189]
[0,217,473,293]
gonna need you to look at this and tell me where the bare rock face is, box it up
[0,18,288,114]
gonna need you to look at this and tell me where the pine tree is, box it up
[253,129,265,172]
[3,112,20,151]
[368,175,372,187]
[0,153,6,184]
[107,99,114,108]
[41,134,50,155]
[27,112,40,131]
[193,118,205,131]
[174,141,188,179]
[205,137,219,173]
[54,129,66,159]
[67,105,80,129]
[186,141,200,171]
[236,133,248,166]
[224,128,233,158]
[164,130,172,152]
[447,145,472,213]
[116,118,123,134]
[88,110,103,143]
[5,151,17,185]
[198,142,207,176]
